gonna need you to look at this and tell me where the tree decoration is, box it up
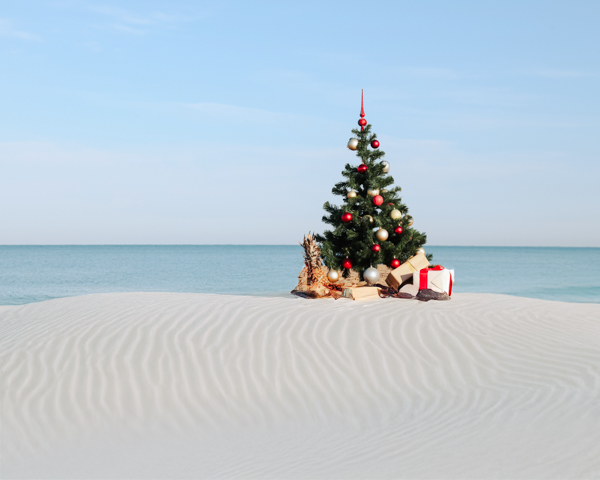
[371,140,380,148]
[342,212,353,223]
[316,90,430,275]
[371,244,381,252]
[417,247,426,255]
[391,259,401,268]
[363,266,380,284]
[376,228,389,241]
[347,138,359,150]
[347,190,357,198]
[327,270,339,282]
[394,225,403,235]
[390,209,402,220]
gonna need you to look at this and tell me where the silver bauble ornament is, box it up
[327,270,340,283]
[376,228,389,242]
[390,209,402,220]
[367,188,380,197]
[362,215,373,223]
[406,216,414,227]
[347,138,359,150]
[381,161,390,173]
[347,190,357,198]
[363,266,381,285]
[417,247,426,255]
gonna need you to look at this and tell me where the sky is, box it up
[1,0,599,246]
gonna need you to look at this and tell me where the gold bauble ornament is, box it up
[416,247,425,255]
[347,190,357,198]
[367,188,380,197]
[327,270,340,283]
[381,161,390,173]
[406,215,414,226]
[381,189,388,193]
[376,228,389,242]
[347,138,359,150]
[390,209,402,220]
[362,215,373,223]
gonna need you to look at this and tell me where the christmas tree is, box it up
[317,91,431,280]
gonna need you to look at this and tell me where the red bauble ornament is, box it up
[342,258,352,269]
[357,164,368,173]
[373,195,383,206]
[394,226,403,235]
[358,118,367,127]
[371,140,380,148]
[342,212,353,223]
[371,244,381,252]
[391,259,401,268]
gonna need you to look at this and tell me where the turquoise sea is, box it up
[0,246,599,305]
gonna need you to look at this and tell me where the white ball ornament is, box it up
[347,190,357,198]
[381,161,390,173]
[390,209,402,220]
[363,266,381,285]
[417,247,426,255]
[327,270,340,283]
[347,138,359,150]
[367,188,380,197]
[376,228,389,242]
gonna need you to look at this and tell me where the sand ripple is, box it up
[1,293,599,479]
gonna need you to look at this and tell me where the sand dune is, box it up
[1,293,599,479]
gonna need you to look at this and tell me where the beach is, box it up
[1,292,599,479]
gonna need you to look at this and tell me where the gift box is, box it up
[342,286,381,301]
[385,253,430,290]
[413,266,454,295]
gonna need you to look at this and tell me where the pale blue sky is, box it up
[1,0,599,245]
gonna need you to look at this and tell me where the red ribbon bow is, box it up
[418,266,453,295]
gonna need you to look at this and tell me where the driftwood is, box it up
[292,233,397,300]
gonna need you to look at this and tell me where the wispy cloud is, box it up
[527,69,598,78]
[0,18,41,41]
[85,3,197,34]
[395,66,460,80]
[188,102,299,124]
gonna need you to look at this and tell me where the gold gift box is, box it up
[385,253,430,290]
[342,286,381,301]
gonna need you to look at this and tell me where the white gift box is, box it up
[413,267,454,295]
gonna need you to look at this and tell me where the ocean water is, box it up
[0,246,598,305]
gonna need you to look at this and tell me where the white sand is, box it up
[1,293,599,479]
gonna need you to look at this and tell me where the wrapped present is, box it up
[385,253,430,290]
[342,286,381,301]
[413,265,454,296]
